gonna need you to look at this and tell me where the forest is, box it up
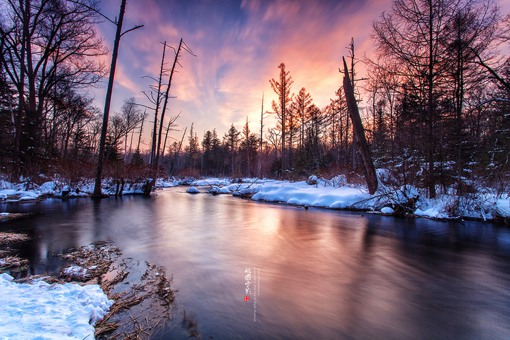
[0,0,508,199]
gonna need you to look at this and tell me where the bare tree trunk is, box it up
[155,39,183,170]
[427,3,436,198]
[162,112,180,159]
[170,126,187,175]
[150,43,167,166]
[342,57,378,194]
[258,93,264,178]
[137,111,145,151]
[128,130,134,161]
[92,0,127,198]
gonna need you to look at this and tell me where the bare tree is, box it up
[119,97,143,160]
[92,0,142,198]
[343,58,378,194]
[373,0,461,197]
[0,0,107,174]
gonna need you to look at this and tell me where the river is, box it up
[3,188,510,339]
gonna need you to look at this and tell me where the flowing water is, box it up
[2,188,510,339]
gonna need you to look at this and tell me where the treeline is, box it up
[1,0,509,198]
[367,0,510,198]
[173,0,510,198]
[0,0,149,180]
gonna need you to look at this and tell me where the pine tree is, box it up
[269,63,293,173]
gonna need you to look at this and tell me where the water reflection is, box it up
[2,190,510,338]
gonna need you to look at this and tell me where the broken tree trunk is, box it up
[155,39,183,170]
[342,57,378,194]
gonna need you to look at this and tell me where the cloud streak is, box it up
[95,0,394,145]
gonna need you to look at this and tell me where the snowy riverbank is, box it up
[0,174,508,338]
[0,177,180,202]
[1,174,509,222]
[0,273,112,339]
[184,176,510,223]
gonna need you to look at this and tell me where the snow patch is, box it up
[0,273,112,339]
[381,207,395,214]
[251,183,371,209]
[496,198,510,218]
[209,186,231,195]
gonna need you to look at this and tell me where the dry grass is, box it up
[0,232,30,274]
[0,232,29,244]
[59,241,178,339]
[59,241,122,282]
[0,235,182,338]
[0,256,30,272]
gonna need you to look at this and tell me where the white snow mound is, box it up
[0,273,112,339]
[186,186,200,194]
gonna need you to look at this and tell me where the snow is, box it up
[0,177,181,200]
[381,207,395,214]
[0,174,508,222]
[251,181,372,209]
[189,178,231,186]
[186,186,200,194]
[496,198,510,218]
[188,176,508,222]
[63,265,88,278]
[209,186,231,195]
[415,206,449,219]
[156,178,180,188]
[0,273,112,339]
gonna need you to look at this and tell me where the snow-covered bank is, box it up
[0,177,180,202]
[185,176,510,223]
[0,273,112,339]
[250,182,370,209]
[1,174,508,222]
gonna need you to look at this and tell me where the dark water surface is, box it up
[2,188,510,339]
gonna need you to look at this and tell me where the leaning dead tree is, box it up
[342,57,378,194]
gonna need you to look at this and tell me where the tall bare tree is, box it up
[0,0,106,174]
[92,0,142,198]
[373,0,460,197]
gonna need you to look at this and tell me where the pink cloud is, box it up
[98,0,396,146]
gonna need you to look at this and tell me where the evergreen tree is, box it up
[224,124,240,176]
[269,63,293,173]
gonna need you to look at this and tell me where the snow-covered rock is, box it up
[186,186,200,194]
[306,175,318,185]
[209,186,231,195]
[381,207,395,214]
[39,181,56,194]
[190,178,231,186]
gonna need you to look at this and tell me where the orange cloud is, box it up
[96,0,396,145]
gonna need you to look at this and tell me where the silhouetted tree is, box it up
[270,63,293,172]
[0,0,107,175]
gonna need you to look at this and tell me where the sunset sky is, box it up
[91,0,507,148]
